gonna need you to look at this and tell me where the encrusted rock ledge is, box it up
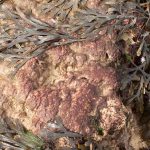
[0,34,127,144]
[0,0,132,149]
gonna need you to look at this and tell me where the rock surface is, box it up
[0,35,125,136]
[0,0,142,149]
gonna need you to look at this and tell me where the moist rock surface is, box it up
[0,35,126,137]
[0,0,134,149]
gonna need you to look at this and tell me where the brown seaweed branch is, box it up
[0,0,148,77]
[120,32,150,111]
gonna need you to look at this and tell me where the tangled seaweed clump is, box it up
[0,0,145,75]
[118,0,150,112]
[0,117,48,150]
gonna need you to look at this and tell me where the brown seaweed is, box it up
[0,117,47,150]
